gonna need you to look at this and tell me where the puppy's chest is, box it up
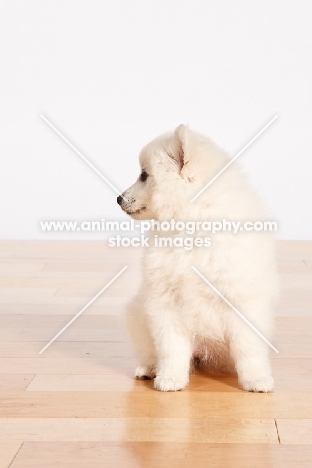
[144,248,189,281]
[144,244,211,269]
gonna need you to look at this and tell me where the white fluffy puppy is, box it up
[117,125,279,392]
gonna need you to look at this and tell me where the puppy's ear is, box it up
[174,124,190,170]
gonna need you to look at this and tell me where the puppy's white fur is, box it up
[119,125,279,392]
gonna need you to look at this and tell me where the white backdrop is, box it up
[0,1,311,239]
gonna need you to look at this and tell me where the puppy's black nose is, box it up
[117,195,123,205]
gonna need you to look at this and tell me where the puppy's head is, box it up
[117,125,200,220]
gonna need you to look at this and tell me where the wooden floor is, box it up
[0,240,312,467]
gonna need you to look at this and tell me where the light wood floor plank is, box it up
[2,392,312,419]
[3,303,310,317]
[0,358,311,392]
[1,339,312,359]
[9,442,312,468]
[41,261,140,272]
[276,240,312,254]
[0,303,127,315]
[1,315,312,330]
[2,257,138,265]
[276,419,312,444]
[0,341,133,358]
[279,264,312,274]
[25,371,312,393]
[0,263,45,277]
[0,315,125,328]
[0,277,115,288]
[0,375,35,392]
[0,417,278,443]
[0,357,134,374]
[275,307,312,317]
[24,371,312,393]
[0,288,58,304]
[27,374,150,393]
[0,251,15,258]
[0,442,23,468]
[0,293,132,306]
[0,328,128,342]
[277,297,312,308]
[0,240,105,252]
[275,317,312,330]
[53,284,138,297]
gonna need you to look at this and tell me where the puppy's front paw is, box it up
[154,375,189,392]
[240,375,274,393]
[135,365,155,380]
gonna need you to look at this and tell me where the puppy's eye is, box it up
[140,171,148,182]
